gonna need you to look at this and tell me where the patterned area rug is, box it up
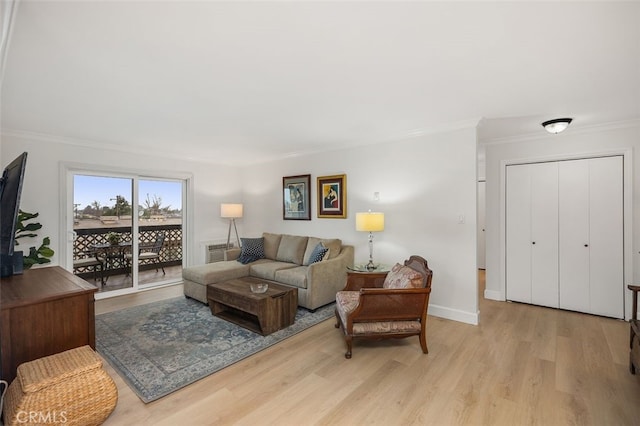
[96,297,335,403]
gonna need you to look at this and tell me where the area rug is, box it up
[95,297,335,403]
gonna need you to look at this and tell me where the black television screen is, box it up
[0,152,28,276]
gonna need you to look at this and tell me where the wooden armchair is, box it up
[335,255,433,359]
[628,285,640,374]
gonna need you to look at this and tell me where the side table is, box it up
[345,265,390,290]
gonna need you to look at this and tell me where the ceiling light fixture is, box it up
[542,118,573,134]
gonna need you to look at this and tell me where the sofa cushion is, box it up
[182,261,249,284]
[383,263,424,289]
[276,235,308,265]
[237,237,265,264]
[302,237,342,265]
[308,243,329,264]
[262,233,282,260]
[275,266,308,289]
[250,261,297,281]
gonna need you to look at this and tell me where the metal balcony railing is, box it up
[73,223,182,278]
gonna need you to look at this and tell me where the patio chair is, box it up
[125,233,166,274]
[73,253,105,285]
[335,255,433,359]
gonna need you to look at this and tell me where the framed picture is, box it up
[283,174,311,220]
[317,174,347,219]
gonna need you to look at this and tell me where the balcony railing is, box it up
[73,224,182,279]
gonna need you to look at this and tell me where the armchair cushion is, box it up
[383,263,425,289]
[336,291,360,325]
[237,237,265,264]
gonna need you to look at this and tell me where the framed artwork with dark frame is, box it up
[283,174,311,220]
[317,174,347,219]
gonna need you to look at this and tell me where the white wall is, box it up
[484,121,640,318]
[0,133,243,267]
[241,126,479,324]
[1,125,480,324]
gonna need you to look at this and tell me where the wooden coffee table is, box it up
[207,277,298,335]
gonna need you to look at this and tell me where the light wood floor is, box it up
[99,271,640,425]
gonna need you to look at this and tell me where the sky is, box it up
[74,175,182,211]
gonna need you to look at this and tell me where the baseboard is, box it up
[428,304,478,325]
[483,288,503,301]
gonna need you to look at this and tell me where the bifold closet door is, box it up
[559,156,623,318]
[506,162,559,307]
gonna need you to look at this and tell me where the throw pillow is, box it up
[383,263,424,289]
[308,242,329,264]
[237,237,265,264]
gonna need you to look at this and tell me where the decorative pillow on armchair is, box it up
[237,237,265,264]
[383,263,424,289]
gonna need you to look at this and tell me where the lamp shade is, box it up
[220,203,243,218]
[356,212,384,232]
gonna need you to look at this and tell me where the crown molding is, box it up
[481,118,640,146]
[0,128,228,165]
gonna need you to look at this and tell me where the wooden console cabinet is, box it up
[1,266,97,383]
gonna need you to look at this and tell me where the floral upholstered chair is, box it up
[335,255,433,359]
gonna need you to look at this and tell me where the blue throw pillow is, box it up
[237,237,265,264]
[308,242,328,264]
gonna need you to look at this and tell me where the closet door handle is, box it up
[584,244,589,247]
[532,241,536,245]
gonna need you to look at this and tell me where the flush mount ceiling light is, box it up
[542,118,573,134]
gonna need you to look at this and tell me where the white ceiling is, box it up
[1,1,639,165]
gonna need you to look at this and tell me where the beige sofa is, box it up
[183,232,354,311]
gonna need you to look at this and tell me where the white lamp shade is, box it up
[220,203,243,218]
[356,212,384,232]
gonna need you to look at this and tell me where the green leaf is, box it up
[38,247,55,258]
[18,210,39,221]
[20,223,42,232]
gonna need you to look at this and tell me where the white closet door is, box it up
[477,181,486,269]
[506,165,532,303]
[530,162,559,308]
[559,160,591,312]
[589,156,623,318]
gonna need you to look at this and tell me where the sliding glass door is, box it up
[136,179,183,287]
[70,171,184,297]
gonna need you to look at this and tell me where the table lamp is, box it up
[356,211,385,271]
[221,203,243,249]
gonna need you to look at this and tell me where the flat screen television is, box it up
[0,152,28,277]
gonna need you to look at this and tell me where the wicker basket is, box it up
[2,345,117,426]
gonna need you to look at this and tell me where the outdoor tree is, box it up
[143,193,170,217]
[106,195,131,217]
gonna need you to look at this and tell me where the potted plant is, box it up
[15,210,55,269]
[106,232,121,246]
